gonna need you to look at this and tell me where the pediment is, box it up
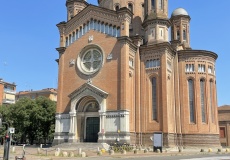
[68,82,108,100]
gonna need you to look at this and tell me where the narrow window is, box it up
[75,30,79,40]
[87,21,90,31]
[200,79,206,123]
[90,19,93,30]
[69,34,71,44]
[152,77,157,120]
[210,80,214,123]
[113,26,117,37]
[117,27,121,37]
[115,5,120,11]
[105,24,109,34]
[79,27,82,38]
[188,79,195,123]
[94,20,97,30]
[97,21,100,32]
[151,0,155,9]
[72,32,75,42]
[177,29,180,40]
[183,30,187,41]
[109,25,113,36]
[101,23,105,33]
[65,37,68,47]
[84,24,87,33]
[128,3,133,13]
[159,0,163,10]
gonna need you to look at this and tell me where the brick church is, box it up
[53,0,220,147]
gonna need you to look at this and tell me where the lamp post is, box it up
[0,114,10,160]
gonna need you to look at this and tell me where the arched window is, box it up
[183,30,187,41]
[65,37,68,47]
[90,19,93,30]
[128,3,133,13]
[75,30,79,40]
[101,23,105,33]
[69,34,72,44]
[115,5,120,11]
[200,79,206,123]
[188,79,195,123]
[105,24,109,34]
[72,32,75,42]
[117,27,121,37]
[151,0,155,9]
[152,77,157,120]
[210,80,214,123]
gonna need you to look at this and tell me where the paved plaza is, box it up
[0,146,229,160]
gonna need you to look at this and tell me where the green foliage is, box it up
[110,144,134,153]
[0,96,56,144]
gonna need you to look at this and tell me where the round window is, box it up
[77,46,103,75]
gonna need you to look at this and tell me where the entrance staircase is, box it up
[52,143,110,151]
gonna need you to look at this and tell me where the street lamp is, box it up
[0,114,10,160]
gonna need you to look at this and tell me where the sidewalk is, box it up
[1,146,229,160]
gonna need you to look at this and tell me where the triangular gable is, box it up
[68,83,108,100]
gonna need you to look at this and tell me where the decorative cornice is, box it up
[143,18,171,28]
[65,5,120,34]
[117,36,138,52]
[68,83,108,100]
[178,50,218,62]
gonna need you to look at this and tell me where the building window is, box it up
[185,64,195,72]
[159,0,163,10]
[129,58,134,67]
[188,79,195,123]
[198,64,206,73]
[200,79,206,123]
[117,27,121,37]
[151,28,155,39]
[128,3,133,13]
[146,59,160,68]
[183,30,187,41]
[76,30,79,41]
[152,77,157,120]
[77,46,103,75]
[151,0,155,9]
[101,23,105,33]
[177,28,180,40]
[220,127,226,138]
[90,19,93,30]
[208,66,213,74]
[115,4,120,11]
[65,37,68,47]
[105,24,109,34]
[210,80,214,123]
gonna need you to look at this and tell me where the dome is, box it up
[171,8,189,17]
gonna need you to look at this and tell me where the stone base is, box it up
[130,132,220,148]
[98,132,130,144]
[52,132,69,146]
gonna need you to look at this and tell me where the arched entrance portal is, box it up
[76,97,100,142]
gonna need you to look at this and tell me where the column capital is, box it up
[69,111,77,117]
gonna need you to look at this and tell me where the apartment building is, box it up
[16,88,57,102]
[0,79,16,105]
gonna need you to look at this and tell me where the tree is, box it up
[0,96,56,145]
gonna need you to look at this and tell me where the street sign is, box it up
[9,128,15,134]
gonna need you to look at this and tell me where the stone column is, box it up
[69,111,78,143]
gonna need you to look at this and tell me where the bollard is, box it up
[78,148,82,155]
[81,152,86,157]
[40,144,43,148]
[37,148,41,154]
[12,146,16,153]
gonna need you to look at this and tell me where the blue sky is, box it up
[0,0,229,106]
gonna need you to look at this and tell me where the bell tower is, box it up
[143,0,170,44]
[170,8,191,49]
[66,0,88,21]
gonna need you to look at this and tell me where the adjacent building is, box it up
[53,0,220,148]
[16,88,57,102]
[0,79,16,105]
[218,105,230,146]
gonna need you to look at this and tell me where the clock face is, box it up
[77,45,103,75]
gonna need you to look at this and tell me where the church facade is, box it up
[53,0,220,147]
